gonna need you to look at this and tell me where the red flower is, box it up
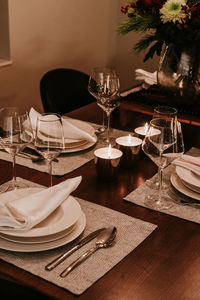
[136,0,152,10]
[152,0,166,9]
[192,3,200,24]
[136,0,166,11]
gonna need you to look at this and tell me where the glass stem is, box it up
[12,153,16,190]
[158,163,163,202]
[48,159,53,187]
[106,112,111,144]
[102,111,105,130]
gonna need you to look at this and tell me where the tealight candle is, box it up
[94,144,122,181]
[134,123,149,139]
[116,135,142,168]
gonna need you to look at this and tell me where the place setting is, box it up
[0,174,157,295]
[0,105,129,179]
[0,106,98,179]
[123,105,200,224]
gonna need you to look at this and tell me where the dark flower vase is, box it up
[157,44,200,106]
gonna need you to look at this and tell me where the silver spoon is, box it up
[60,226,117,278]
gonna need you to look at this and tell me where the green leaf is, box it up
[134,34,157,51]
[143,41,163,62]
[118,15,156,34]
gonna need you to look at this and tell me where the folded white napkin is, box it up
[29,108,96,144]
[172,154,200,176]
[0,176,82,231]
[135,69,157,86]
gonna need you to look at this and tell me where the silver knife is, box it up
[45,228,106,271]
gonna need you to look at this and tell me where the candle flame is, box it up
[128,134,131,144]
[144,123,148,134]
[108,144,112,158]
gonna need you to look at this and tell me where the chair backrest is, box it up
[40,68,95,114]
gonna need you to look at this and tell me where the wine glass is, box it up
[148,105,178,190]
[88,67,120,144]
[153,105,178,121]
[0,107,34,192]
[34,113,64,186]
[88,67,119,138]
[142,117,180,209]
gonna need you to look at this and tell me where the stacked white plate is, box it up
[27,117,97,154]
[171,166,200,201]
[0,188,86,252]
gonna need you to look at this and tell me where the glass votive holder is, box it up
[134,123,149,139]
[115,135,142,168]
[94,146,122,181]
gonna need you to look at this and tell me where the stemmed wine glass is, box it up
[153,105,178,121]
[0,107,34,192]
[34,113,64,186]
[142,117,183,209]
[148,105,179,190]
[88,67,120,144]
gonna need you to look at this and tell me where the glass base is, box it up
[144,194,173,210]
[0,180,28,193]
[100,136,116,147]
[146,174,170,190]
[95,125,106,135]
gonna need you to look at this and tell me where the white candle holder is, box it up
[134,123,149,139]
[94,145,122,181]
[116,135,142,168]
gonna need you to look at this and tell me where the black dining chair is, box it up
[40,68,95,115]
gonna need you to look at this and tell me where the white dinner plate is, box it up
[171,173,200,201]
[0,221,76,244]
[0,188,81,238]
[62,139,96,153]
[0,211,86,252]
[176,166,200,193]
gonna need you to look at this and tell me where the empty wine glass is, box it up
[148,105,178,190]
[0,107,34,192]
[34,113,64,186]
[142,117,179,209]
[153,105,178,121]
[88,68,120,144]
[88,67,119,138]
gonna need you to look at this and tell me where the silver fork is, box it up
[17,152,58,163]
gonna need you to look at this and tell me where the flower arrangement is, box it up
[118,0,200,61]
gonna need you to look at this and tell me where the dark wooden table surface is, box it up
[0,103,200,300]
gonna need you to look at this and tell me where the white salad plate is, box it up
[176,166,200,193]
[171,173,200,201]
[0,188,82,238]
[0,211,86,252]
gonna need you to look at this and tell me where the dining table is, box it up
[0,101,200,300]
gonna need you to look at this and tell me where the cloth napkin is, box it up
[29,108,96,144]
[135,69,157,86]
[0,176,82,231]
[172,154,200,176]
